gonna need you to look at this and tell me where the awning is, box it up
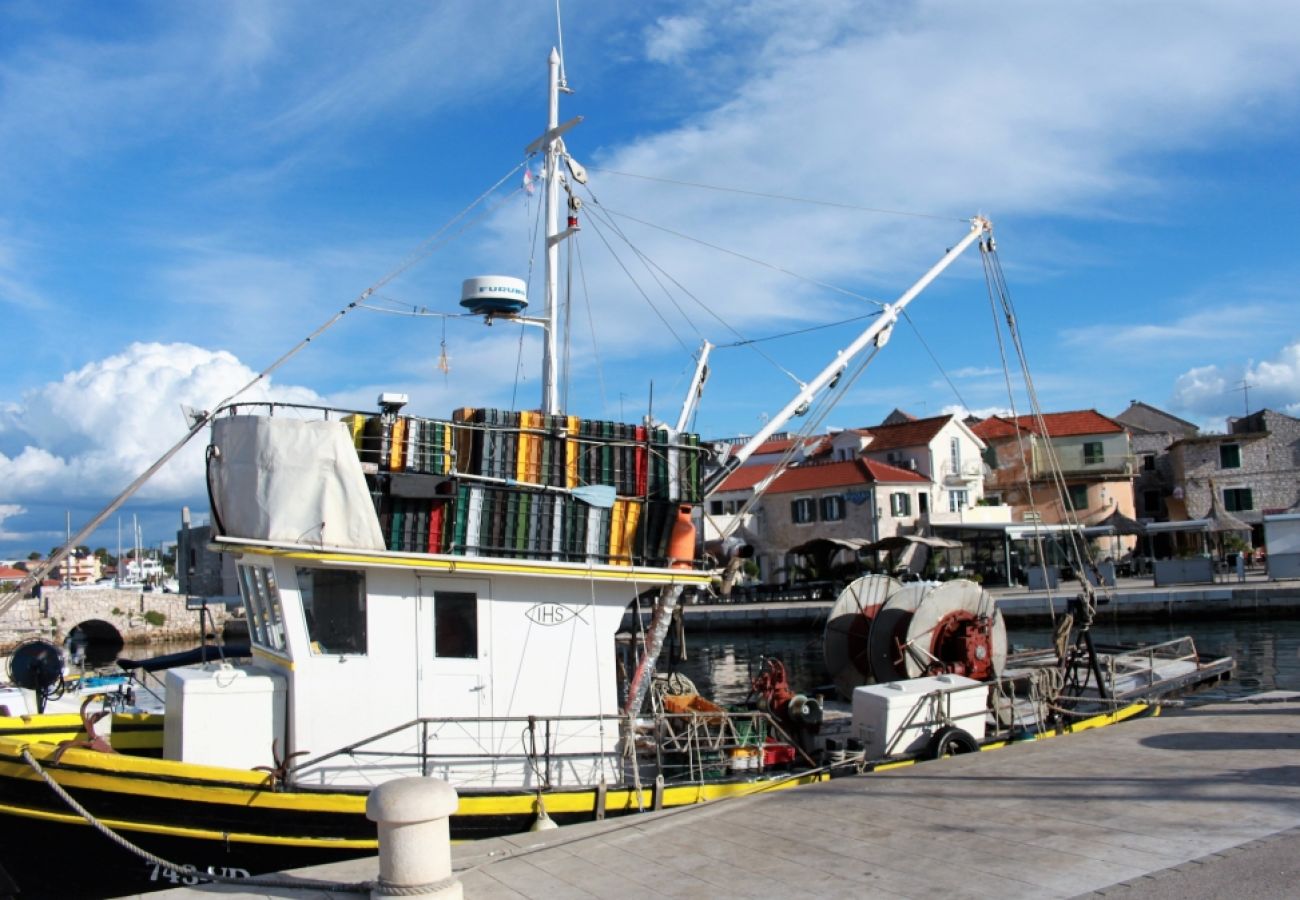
[1088,508,1146,535]
[869,534,962,552]
[788,537,874,556]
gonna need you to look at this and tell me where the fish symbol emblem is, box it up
[524,603,587,627]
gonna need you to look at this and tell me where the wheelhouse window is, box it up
[297,567,367,655]
[1219,443,1241,469]
[791,497,816,524]
[237,564,286,653]
[1223,487,1253,512]
[890,492,911,516]
[1083,442,1104,465]
[434,591,478,659]
[820,495,845,522]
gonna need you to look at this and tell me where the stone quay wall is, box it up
[0,588,239,653]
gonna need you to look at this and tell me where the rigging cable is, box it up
[577,206,692,356]
[579,190,814,389]
[900,309,971,413]
[980,239,1056,623]
[588,167,967,224]
[594,204,888,308]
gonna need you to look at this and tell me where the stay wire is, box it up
[579,190,807,389]
[588,166,966,224]
[900,309,970,413]
[579,209,692,356]
[981,242,1055,621]
[595,204,887,307]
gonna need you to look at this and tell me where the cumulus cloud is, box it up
[1171,340,1300,424]
[645,16,711,64]
[0,504,40,544]
[0,342,321,506]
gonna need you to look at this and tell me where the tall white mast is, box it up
[541,48,562,415]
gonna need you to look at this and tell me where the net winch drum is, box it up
[823,574,901,700]
[460,275,528,316]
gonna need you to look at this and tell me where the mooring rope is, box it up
[19,747,384,894]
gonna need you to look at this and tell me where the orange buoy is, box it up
[668,504,696,569]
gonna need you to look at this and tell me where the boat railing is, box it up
[287,708,806,790]
[1100,636,1200,688]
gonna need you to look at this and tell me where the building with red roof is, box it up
[974,408,1136,529]
[703,413,1003,583]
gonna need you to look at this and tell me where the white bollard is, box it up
[366,777,462,900]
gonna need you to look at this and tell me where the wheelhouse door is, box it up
[415,576,489,773]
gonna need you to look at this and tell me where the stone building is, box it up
[1168,408,1300,544]
[1113,401,1199,521]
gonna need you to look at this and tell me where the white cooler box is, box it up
[164,665,286,770]
[852,673,988,759]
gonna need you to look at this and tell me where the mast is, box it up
[701,216,992,496]
[675,340,712,433]
[541,48,562,415]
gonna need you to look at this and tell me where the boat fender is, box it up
[923,725,979,760]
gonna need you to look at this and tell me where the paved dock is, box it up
[142,692,1300,899]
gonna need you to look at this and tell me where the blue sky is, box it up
[2,1,1299,559]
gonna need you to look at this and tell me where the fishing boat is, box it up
[0,46,1232,900]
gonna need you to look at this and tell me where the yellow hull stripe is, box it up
[0,800,376,849]
[0,705,1146,825]
[224,542,713,586]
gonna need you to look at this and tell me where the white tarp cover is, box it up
[211,415,385,550]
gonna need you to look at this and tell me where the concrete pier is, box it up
[142,693,1300,899]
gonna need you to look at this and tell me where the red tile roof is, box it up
[861,459,929,483]
[970,416,1028,440]
[767,458,927,494]
[981,410,1124,439]
[715,463,778,492]
[859,414,952,451]
[0,566,28,580]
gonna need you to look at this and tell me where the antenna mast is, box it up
[542,49,562,414]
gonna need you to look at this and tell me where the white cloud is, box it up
[0,504,38,542]
[645,16,711,64]
[0,342,321,506]
[1171,340,1300,423]
[941,403,1011,421]
[1061,303,1291,355]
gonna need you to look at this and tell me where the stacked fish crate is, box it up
[343,408,703,567]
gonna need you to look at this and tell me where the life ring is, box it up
[924,725,979,759]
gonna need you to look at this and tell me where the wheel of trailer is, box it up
[924,725,979,759]
[901,580,1007,680]
[823,574,901,699]
[864,581,934,683]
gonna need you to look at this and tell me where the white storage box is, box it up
[852,674,987,759]
[164,666,286,770]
